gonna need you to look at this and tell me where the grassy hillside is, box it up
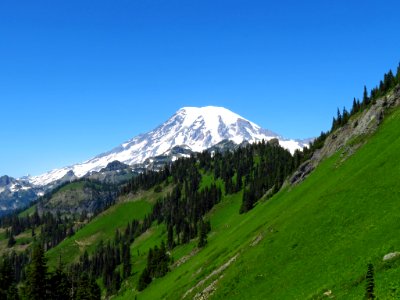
[116,106,400,299]
[0,227,34,255]
[46,196,152,268]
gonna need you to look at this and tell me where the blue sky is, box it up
[1,0,399,178]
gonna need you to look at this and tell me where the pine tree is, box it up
[351,98,358,115]
[239,187,255,213]
[49,258,70,300]
[336,107,342,125]
[89,275,101,300]
[365,263,375,299]
[331,117,337,131]
[107,271,121,295]
[138,267,151,291]
[155,241,169,277]
[387,70,395,89]
[363,85,369,106]
[75,273,90,299]
[0,256,19,299]
[25,243,48,300]
[197,219,207,248]
[122,241,131,279]
[167,225,174,250]
[342,107,349,125]
[76,272,100,300]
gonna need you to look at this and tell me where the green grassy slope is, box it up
[46,198,152,268]
[118,107,400,299]
[18,204,36,217]
[45,184,178,268]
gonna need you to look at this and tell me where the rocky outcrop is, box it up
[383,252,400,261]
[38,180,118,216]
[291,86,400,185]
[86,160,134,184]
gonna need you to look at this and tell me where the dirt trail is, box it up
[182,253,238,299]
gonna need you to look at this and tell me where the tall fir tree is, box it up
[342,107,349,125]
[76,272,101,300]
[167,225,174,250]
[0,256,19,300]
[122,241,132,279]
[197,219,207,248]
[138,267,151,291]
[351,98,358,114]
[25,243,48,300]
[363,85,369,106]
[48,257,70,300]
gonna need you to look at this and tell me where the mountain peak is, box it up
[26,106,308,186]
[171,106,263,146]
[176,106,252,128]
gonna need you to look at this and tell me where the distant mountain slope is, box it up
[0,175,43,214]
[28,106,308,186]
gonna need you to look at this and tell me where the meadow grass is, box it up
[117,107,400,299]
[46,198,152,268]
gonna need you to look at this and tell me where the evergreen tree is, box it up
[138,267,151,291]
[76,272,100,300]
[381,70,395,93]
[197,219,207,248]
[363,85,369,106]
[331,117,337,131]
[342,107,349,125]
[0,256,19,300]
[336,108,342,125]
[48,258,70,300]
[25,243,48,300]
[239,187,255,214]
[109,271,121,295]
[155,241,169,277]
[122,241,131,279]
[88,275,101,300]
[167,225,174,250]
[351,98,358,115]
[365,263,375,299]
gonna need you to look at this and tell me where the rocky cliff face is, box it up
[291,85,400,185]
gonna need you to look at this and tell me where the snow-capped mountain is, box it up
[27,106,309,186]
[0,175,43,213]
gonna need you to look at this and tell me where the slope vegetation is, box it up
[117,98,400,299]
[44,187,168,267]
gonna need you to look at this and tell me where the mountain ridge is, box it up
[26,106,309,186]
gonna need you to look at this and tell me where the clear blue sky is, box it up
[1,0,399,178]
